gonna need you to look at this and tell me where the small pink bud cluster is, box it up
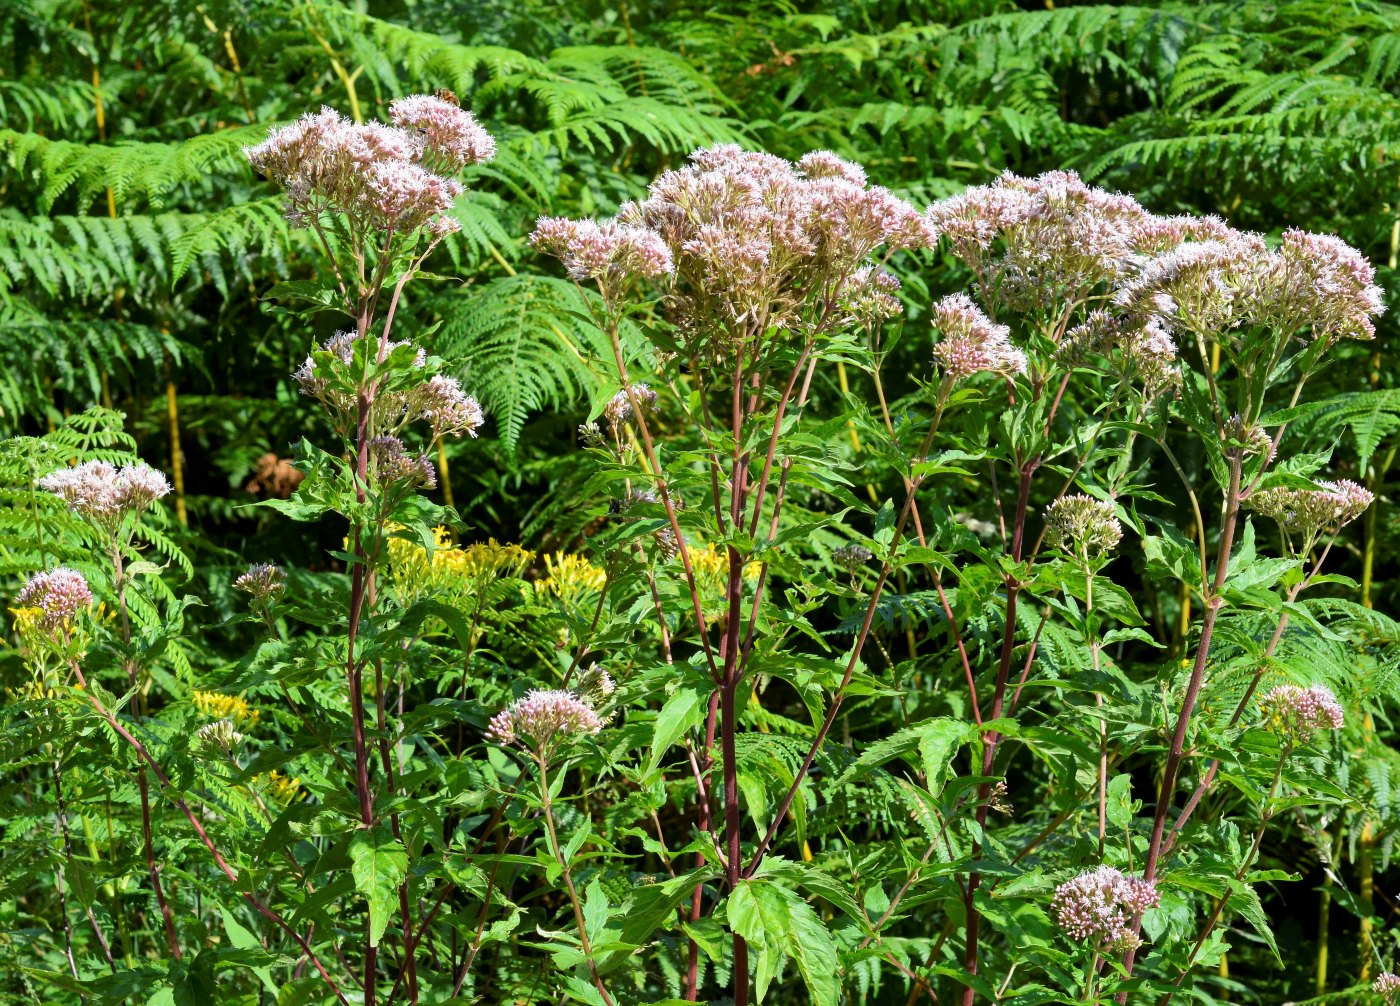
[487,689,604,754]
[930,294,1026,379]
[1052,866,1159,951]
[1260,684,1345,745]
[1247,479,1373,540]
[1373,972,1400,1004]
[575,664,617,706]
[233,563,286,602]
[245,96,494,234]
[603,383,657,433]
[369,436,437,488]
[1060,311,1181,398]
[1044,494,1123,561]
[838,267,903,327]
[1221,415,1276,460]
[39,461,171,528]
[16,567,92,630]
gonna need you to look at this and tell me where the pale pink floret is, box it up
[16,567,92,629]
[1052,866,1159,951]
[796,150,867,186]
[931,293,1027,378]
[487,689,604,751]
[1269,229,1385,341]
[1261,684,1345,744]
[389,94,496,169]
[1373,972,1400,1004]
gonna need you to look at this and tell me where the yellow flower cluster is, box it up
[689,542,762,597]
[387,526,534,598]
[537,551,607,605]
[255,769,302,804]
[192,690,260,727]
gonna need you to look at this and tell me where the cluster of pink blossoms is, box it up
[1374,972,1400,1004]
[292,330,483,444]
[531,144,935,356]
[1260,684,1345,745]
[929,293,1026,379]
[233,563,286,602]
[16,567,92,630]
[40,461,170,529]
[1247,479,1373,541]
[244,93,494,234]
[487,689,605,755]
[1052,865,1160,951]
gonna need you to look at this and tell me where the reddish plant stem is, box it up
[962,458,1036,1006]
[67,661,350,1004]
[745,405,946,878]
[112,547,180,960]
[1120,449,1245,985]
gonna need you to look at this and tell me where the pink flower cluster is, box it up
[245,95,494,234]
[1260,684,1345,745]
[369,436,437,488]
[1061,310,1181,398]
[529,218,673,285]
[293,330,483,440]
[930,293,1026,379]
[1052,865,1159,951]
[1247,479,1373,540]
[388,94,496,171]
[40,461,171,527]
[531,144,935,350]
[233,563,286,602]
[1374,972,1400,1004]
[487,689,604,753]
[16,567,92,630]
[602,383,657,432]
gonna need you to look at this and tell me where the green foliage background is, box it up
[4,0,1400,1003]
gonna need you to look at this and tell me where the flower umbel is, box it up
[1052,866,1160,952]
[233,563,286,603]
[1373,972,1400,1004]
[15,567,92,631]
[1044,495,1123,562]
[488,689,604,755]
[1260,684,1345,746]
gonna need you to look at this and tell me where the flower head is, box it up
[1044,495,1122,561]
[832,544,874,572]
[930,294,1027,379]
[389,94,496,170]
[39,461,170,526]
[530,217,673,285]
[244,100,489,236]
[1052,866,1159,951]
[1247,480,1372,541]
[1256,229,1385,341]
[1373,972,1400,1004]
[369,436,437,489]
[1261,684,1344,746]
[487,689,604,754]
[15,567,92,631]
[233,563,286,603]
[406,376,485,438]
[603,383,657,432]
[194,719,245,757]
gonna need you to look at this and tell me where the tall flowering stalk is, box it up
[534,144,938,1002]
[245,93,492,1005]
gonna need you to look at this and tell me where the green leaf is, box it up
[727,879,839,1006]
[349,827,408,948]
[647,685,704,776]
